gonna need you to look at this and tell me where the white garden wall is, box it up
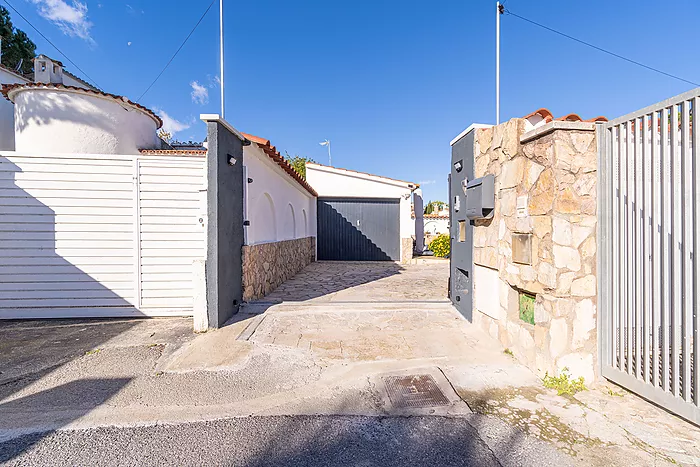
[0,151,205,319]
[244,144,316,245]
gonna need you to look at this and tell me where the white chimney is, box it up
[33,55,64,84]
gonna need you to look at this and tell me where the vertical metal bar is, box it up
[652,110,661,388]
[662,106,671,392]
[627,121,635,375]
[495,1,500,124]
[693,96,700,407]
[643,115,652,383]
[219,0,225,118]
[598,124,610,371]
[682,100,692,402]
[619,123,627,372]
[635,117,643,380]
[133,158,142,310]
[672,104,681,397]
[612,125,620,370]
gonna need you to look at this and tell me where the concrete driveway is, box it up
[2,260,699,465]
[262,259,450,303]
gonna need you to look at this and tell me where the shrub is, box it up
[428,234,450,257]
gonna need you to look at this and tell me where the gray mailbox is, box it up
[462,174,495,220]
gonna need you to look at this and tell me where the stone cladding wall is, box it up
[470,118,599,382]
[242,237,316,301]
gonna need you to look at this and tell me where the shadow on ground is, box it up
[260,262,405,303]
[0,412,572,466]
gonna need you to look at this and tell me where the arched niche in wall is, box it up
[252,193,276,243]
[302,209,308,238]
[283,203,296,240]
[424,220,438,235]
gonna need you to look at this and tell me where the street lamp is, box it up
[319,139,331,166]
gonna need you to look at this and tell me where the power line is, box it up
[136,0,216,102]
[504,8,700,88]
[2,0,100,88]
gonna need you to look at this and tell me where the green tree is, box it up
[285,152,315,180]
[424,200,446,215]
[0,6,36,75]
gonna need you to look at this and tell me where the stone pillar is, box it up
[470,118,599,383]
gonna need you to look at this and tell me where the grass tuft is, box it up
[543,367,587,396]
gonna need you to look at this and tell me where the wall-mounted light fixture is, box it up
[227,154,237,166]
[247,177,253,183]
[454,160,463,173]
[243,220,250,226]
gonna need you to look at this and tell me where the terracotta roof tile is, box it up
[523,108,553,123]
[522,108,608,124]
[556,113,583,122]
[585,116,608,123]
[424,213,449,219]
[1,82,162,129]
[241,132,318,197]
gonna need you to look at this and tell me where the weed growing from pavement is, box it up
[503,348,514,356]
[84,349,101,356]
[542,367,586,396]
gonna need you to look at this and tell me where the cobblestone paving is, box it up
[261,260,449,303]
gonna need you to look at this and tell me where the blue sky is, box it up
[10,0,700,202]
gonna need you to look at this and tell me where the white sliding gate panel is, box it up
[0,152,205,319]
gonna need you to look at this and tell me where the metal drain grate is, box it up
[383,374,450,409]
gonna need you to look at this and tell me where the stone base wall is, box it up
[242,237,316,301]
[401,237,413,263]
[470,119,598,383]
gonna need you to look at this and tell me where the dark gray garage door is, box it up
[317,197,400,261]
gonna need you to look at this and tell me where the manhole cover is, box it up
[383,374,450,409]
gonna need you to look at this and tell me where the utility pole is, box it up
[219,0,225,119]
[496,1,502,125]
[319,140,331,166]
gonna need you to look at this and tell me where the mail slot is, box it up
[462,174,495,220]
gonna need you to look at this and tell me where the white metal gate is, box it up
[0,151,205,319]
[598,88,699,425]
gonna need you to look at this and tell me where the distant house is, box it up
[306,162,420,263]
[0,54,101,151]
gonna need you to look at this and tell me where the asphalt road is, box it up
[0,415,571,467]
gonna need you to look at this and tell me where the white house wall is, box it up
[0,151,205,319]
[240,144,317,301]
[0,68,29,151]
[243,144,316,245]
[12,88,160,155]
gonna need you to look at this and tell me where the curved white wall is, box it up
[11,88,160,155]
[244,144,316,245]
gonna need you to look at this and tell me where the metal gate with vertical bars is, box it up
[598,88,699,425]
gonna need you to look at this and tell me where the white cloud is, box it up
[152,107,190,135]
[28,0,94,42]
[127,41,132,46]
[190,81,209,105]
[418,180,436,185]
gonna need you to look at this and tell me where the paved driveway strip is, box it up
[1,261,699,465]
